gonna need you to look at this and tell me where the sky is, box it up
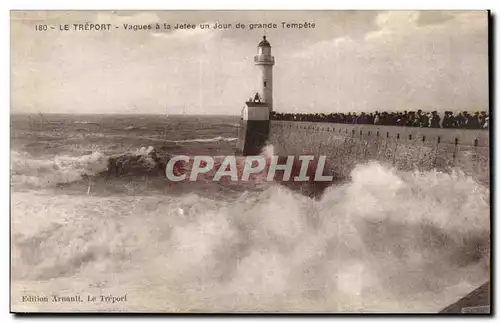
[10,10,488,115]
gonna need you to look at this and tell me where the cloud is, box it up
[365,11,420,40]
[94,12,161,25]
[10,11,488,115]
[292,36,354,59]
[279,11,488,114]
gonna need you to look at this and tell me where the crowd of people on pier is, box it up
[270,110,489,129]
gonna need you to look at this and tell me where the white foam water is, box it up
[11,151,109,188]
[11,161,489,313]
[169,136,238,144]
[10,147,168,189]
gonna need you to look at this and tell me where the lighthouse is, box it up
[236,36,275,156]
[254,36,275,110]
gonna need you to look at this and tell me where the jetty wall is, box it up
[268,121,490,185]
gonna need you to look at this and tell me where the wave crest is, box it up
[169,136,238,143]
[11,161,490,312]
[11,151,109,188]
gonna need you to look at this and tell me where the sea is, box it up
[10,113,490,313]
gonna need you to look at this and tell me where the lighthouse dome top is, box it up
[258,36,271,48]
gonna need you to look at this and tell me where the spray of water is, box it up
[11,156,489,312]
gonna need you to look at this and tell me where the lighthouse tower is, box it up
[236,36,275,156]
[254,36,275,110]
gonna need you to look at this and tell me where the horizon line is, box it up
[10,112,241,117]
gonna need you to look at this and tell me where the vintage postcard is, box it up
[10,10,490,313]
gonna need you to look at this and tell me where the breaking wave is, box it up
[11,150,109,189]
[11,147,162,189]
[169,136,238,143]
[124,126,144,131]
[73,121,99,125]
[11,156,490,312]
